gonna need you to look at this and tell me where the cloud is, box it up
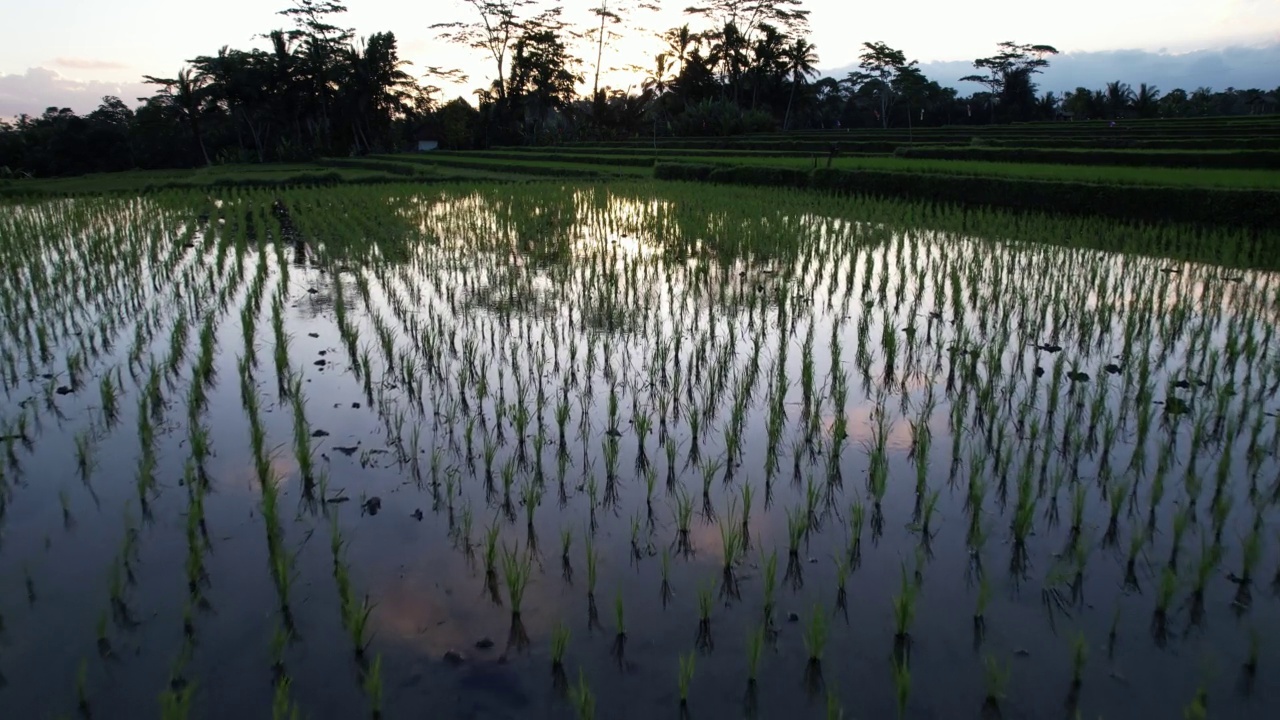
[53,57,129,70]
[829,42,1280,95]
[0,67,151,118]
[1030,43,1280,94]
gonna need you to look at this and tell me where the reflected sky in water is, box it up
[1,185,1279,719]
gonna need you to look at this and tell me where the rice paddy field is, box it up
[2,180,1280,719]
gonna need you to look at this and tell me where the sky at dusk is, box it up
[1,0,1278,117]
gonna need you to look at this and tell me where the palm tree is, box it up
[344,32,413,154]
[642,53,673,145]
[642,53,673,97]
[1160,88,1189,117]
[1036,91,1059,120]
[748,24,787,110]
[1190,87,1214,116]
[707,22,748,103]
[1104,81,1135,119]
[1133,83,1160,118]
[143,68,213,166]
[782,38,818,130]
[665,24,695,76]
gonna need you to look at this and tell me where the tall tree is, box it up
[1036,91,1059,119]
[343,32,414,153]
[664,24,696,77]
[781,37,818,130]
[684,0,810,41]
[143,68,213,166]
[278,0,354,150]
[586,0,659,97]
[892,64,929,130]
[961,41,1058,122]
[642,53,673,97]
[190,47,274,162]
[1133,83,1161,118]
[507,24,580,141]
[847,41,914,128]
[746,23,787,109]
[432,0,539,104]
[685,0,809,107]
[1104,81,1134,119]
[707,21,750,103]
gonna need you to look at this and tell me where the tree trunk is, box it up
[881,81,890,129]
[783,78,797,131]
[246,118,266,163]
[592,6,607,98]
[191,117,211,167]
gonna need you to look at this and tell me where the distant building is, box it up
[417,140,439,152]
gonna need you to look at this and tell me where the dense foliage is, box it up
[1,0,1277,177]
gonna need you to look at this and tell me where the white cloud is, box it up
[0,67,151,119]
[53,57,130,70]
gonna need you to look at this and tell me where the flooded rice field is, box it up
[0,183,1278,719]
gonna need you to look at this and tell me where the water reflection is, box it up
[0,185,1278,719]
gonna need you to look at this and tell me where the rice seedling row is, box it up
[0,182,1277,718]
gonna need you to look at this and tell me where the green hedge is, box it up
[377,154,607,178]
[573,135,1280,153]
[894,146,1280,170]
[654,163,716,181]
[448,151,656,168]
[591,139,904,154]
[653,162,1279,227]
[706,165,811,187]
[0,170,453,198]
[318,158,431,176]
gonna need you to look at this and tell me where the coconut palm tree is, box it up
[143,68,213,166]
[343,32,413,154]
[642,53,673,98]
[707,22,749,103]
[782,38,818,130]
[1036,91,1059,120]
[1104,81,1134,119]
[665,24,695,76]
[1190,87,1214,116]
[1133,83,1161,118]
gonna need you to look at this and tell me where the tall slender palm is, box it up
[642,53,672,97]
[782,38,818,130]
[1133,83,1161,118]
[143,68,213,166]
[1105,81,1135,119]
[1036,91,1059,119]
[642,53,672,145]
[1191,87,1214,116]
[707,22,748,103]
[344,33,411,153]
[665,24,694,76]
[748,24,787,110]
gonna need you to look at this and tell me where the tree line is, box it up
[2,0,1277,178]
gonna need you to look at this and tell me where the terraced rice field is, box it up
[0,182,1278,719]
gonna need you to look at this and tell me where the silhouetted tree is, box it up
[431,0,537,105]
[961,41,1058,122]
[781,37,818,130]
[847,42,915,128]
[143,68,214,166]
[1133,83,1160,118]
[1104,81,1134,119]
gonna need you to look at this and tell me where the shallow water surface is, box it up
[0,184,1278,719]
